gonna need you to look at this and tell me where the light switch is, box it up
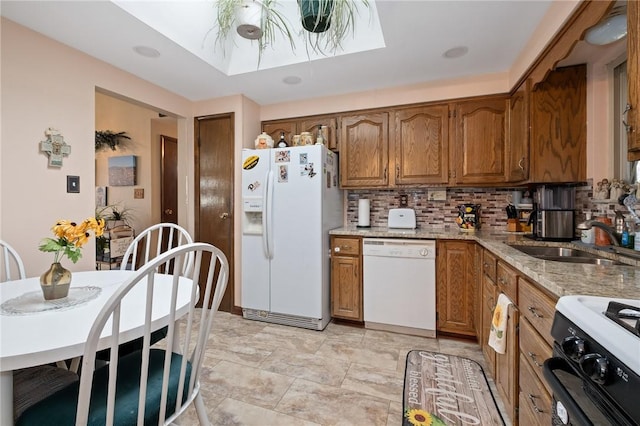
[134,188,144,199]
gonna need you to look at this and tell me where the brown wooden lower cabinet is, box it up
[481,273,497,376]
[519,353,552,426]
[494,304,519,425]
[436,240,476,336]
[330,236,362,321]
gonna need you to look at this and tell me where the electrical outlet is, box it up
[399,194,408,207]
[134,188,144,199]
[428,189,447,201]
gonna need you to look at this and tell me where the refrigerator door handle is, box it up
[264,169,275,259]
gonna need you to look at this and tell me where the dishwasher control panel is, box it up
[362,238,435,259]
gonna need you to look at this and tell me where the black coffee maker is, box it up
[527,185,576,241]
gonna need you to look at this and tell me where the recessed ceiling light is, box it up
[282,76,302,85]
[133,46,161,58]
[443,46,469,59]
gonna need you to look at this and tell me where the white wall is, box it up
[1,18,193,276]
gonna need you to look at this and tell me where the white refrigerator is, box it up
[241,145,343,330]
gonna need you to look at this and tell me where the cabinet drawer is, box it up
[520,318,553,395]
[482,249,497,281]
[519,353,552,426]
[518,278,556,347]
[496,261,518,304]
[331,236,360,256]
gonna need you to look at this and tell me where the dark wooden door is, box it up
[161,135,178,224]
[195,114,234,312]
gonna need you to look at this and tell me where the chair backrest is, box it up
[77,242,228,425]
[0,239,26,282]
[120,223,194,276]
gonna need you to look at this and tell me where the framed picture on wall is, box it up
[108,155,137,186]
[95,186,107,207]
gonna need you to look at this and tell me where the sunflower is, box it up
[405,408,447,426]
[39,217,106,263]
[492,304,503,329]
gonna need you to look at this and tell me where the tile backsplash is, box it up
[345,179,639,231]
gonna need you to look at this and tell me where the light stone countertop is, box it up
[329,226,640,300]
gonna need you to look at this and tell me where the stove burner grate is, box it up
[605,301,640,338]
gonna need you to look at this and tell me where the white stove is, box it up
[544,295,640,425]
[555,295,640,375]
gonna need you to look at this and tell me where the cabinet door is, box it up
[340,113,389,187]
[330,255,362,320]
[481,274,497,375]
[495,304,519,423]
[508,80,530,182]
[453,97,508,184]
[393,105,449,185]
[262,120,297,146]
[299,116,338,151]
[530,65,586,182]
[628,0,640,157]
[436,241,475,336]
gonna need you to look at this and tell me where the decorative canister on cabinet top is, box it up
[456,204,481,231]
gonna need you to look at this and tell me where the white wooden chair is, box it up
[0,239,26,282]
[14,242,229,425]
[120,223,194,276]
[0,239,79,422]
[92,223,195,363]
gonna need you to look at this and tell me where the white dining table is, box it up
[0,269,195,424]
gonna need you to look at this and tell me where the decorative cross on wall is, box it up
[40,128,71,167]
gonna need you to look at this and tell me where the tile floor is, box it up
[177,312,510,425]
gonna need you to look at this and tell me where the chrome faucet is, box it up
[576,220,621,246]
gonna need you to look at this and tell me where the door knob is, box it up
[220,212,229,219]
[164,209,173,215]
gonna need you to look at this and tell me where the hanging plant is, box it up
[212,0,369,62]
[95,130,131,151]
[213,0,295,65]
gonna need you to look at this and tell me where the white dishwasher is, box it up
[362,238,436,338]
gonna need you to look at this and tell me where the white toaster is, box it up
[388,208,416,229]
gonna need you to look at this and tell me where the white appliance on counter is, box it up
[241,145,343,330]
[362,238,436,337]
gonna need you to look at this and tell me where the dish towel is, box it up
[488,293,513,354]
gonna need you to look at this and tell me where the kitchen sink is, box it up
[508,244,624,266]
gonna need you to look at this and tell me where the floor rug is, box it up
[403,350,505,426]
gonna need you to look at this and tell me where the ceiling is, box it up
[1,1,559,106]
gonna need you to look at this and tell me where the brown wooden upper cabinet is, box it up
[530,65,587,183]
[508,80,530,182]
[628,0,640,159]
[394,105,450,185]
[452,96,509,185]
[262,115,338,151]
[340,112,390,187]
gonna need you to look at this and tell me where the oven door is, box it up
[543,357,634,426]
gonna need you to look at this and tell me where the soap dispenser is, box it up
[581,212,595,244]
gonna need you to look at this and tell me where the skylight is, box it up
[113,0,385,76]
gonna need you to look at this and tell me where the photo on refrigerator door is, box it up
[275,150,290,163]
[301,162,316,178]
[279,165,288,182]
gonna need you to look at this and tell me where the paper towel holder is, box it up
[357,198,371,228]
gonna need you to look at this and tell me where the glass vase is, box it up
[40,262,72,300]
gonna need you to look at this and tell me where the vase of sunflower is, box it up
[38,217,105,300]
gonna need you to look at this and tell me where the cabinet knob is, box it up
[334,247,341,252]
[220,212,229,219]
